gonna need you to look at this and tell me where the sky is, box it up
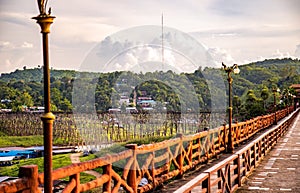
[0,0,300,74]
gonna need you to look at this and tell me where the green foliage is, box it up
[1,58,300,115]
[0,154,72,176]
[0,135,75,148]
[0,135,44,147]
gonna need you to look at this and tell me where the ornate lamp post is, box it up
[293,95,296,110]
[272,88,280,125]
[33,2,55,193]
[222,62,240,153]
[287,92,291,114]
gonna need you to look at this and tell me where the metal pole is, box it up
[33,14,55,193]
[222,62,239,153]
[227,74,234,153]
[273,91,277,125]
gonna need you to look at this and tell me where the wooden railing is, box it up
[174,107,298,193]
[0,106,295,193]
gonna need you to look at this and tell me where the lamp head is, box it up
[233,66,240,74]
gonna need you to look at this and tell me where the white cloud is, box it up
[0,41,34,50]
[207,47,236,65]
[21,42,33,48]
[0,41,13,50]
[1,0,300,73]
[53,16,119,43]
[5,59,12,68]
[271,49,293,59]
[0,11,34,27]
[295,44,300,58]
[79,26,211,73]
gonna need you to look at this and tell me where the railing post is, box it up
[126,144,138,193]
[234,156,241,186]
[103,156,112,193]
[202,173,210,193]
[253,144,257,167]
[18,165,40,193]
[217,170,221,190]
[176,133,184,177]
[227,164,232,191]
[223,124,227,152]
[70,173,80,193]
[262,137,266,156]
[151,151,156,187]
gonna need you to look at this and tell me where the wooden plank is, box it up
[173,173,209,193]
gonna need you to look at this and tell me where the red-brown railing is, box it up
[0,106,295,193]
[174,107,298,193]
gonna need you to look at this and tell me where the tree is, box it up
[261,87,269,109]
[244,90,265,118]
[59,98,72,111]
[20,92,34,107]
[11,91,34,112]
[51,88,62,108]
[233,95,242,121]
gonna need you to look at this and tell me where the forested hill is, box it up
[0,68,77,83]
[239,58,300,86]
[0,58,299,119]
[1,58,299,84]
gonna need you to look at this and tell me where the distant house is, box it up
[119,96,130,105]
[290,84,300,98]
[108,108,121,113]
[290,84,300,108]
[141,107,154,111]
[0,109,12,112]
[137,100,156,108]
[125,107,138,113]
[28,106,45,113]
[137,96,152,101]
[0,99,12,112]
[1,99,12,104]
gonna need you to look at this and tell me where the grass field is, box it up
[0,154,72,176]
[0,135,67,148]
[0,135,44,147]
[0,134,174,184]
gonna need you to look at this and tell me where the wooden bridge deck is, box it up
[235,112,300,193]
[157,110,299,193]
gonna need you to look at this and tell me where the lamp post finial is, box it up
[37,0,49,15]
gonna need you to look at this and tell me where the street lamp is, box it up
[272,88,280,125]
[287,93,292,114]
[33,2,55,193]
[222,62,240,153]
[293,95,296,110]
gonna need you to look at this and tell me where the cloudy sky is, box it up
[0,0,300,74]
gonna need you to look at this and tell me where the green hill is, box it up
[0,58,299,119]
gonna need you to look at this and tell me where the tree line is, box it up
[0,58,299,120]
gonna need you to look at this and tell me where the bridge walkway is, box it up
[235,112,300,192]
[153,110,299,193]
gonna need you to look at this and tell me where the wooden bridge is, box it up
[0,106,297,193]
